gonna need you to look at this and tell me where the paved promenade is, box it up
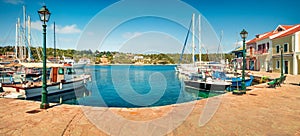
[0,73,300,135]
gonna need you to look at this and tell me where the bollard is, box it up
[59,96,63,104]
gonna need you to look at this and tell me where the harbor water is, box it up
[52,65,224,108]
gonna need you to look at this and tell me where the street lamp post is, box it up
[280,45,284,78]
[240,29,248,93]
[38,5,51,109]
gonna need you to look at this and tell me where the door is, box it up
[52,67,58,82]
[284,61,288,74]
[250,61,254,70]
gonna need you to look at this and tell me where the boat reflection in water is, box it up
[29,86,91,104]
[184,84,226,100]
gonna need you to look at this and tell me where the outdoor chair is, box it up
[267,75,286,88]
[267,78,278,88]
[279,75,286,84]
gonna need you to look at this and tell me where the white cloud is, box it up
[58,37,73,43]
[52,24,81,34]
[122,32,142,39]
[31,21,43,31]
[3,0,24,5]
[31,20,81,34]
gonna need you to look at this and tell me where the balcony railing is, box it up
[255,49,269,55]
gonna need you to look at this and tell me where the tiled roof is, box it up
[272,25,300,39]
[246,24,300,43]
[246,31,275,44]
[231,46,244,53]
[246,38,257,44]
[281,25,294,30]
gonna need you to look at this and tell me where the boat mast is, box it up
[179,18,192,64]
[18,18,22,60]
[27,15,31,62]
[198,14,201,64]
[192,13,195,65]
[217,30,224,62]
[23,5,26,61]
[54,22,56,63]
[15,20,18,59]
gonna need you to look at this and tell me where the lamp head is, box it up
[240,29,248,39]
[38,6,51,23]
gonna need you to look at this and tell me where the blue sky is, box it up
[1,0,299,53]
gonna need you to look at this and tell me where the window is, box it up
[66,68,76,75]
[58,68,64,75]
[276,61,280,69]
[277,27,284,32]
[284,43,288,52]
[276,45,280,53]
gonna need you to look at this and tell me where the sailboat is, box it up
[0,6,91,99]
[178,14,231,91]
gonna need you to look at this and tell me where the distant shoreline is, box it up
[90,64,177,66]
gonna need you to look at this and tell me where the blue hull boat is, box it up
[227,75,254,91]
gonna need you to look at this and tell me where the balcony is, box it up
[255,49,269,55]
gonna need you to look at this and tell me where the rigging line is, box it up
[216,30,223,60]
[234,32,239,49]
[2,24,14,45]
[179,17,192,64]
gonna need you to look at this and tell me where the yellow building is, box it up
[270,25,300,75]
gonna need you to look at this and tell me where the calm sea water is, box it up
[63,65,222,108]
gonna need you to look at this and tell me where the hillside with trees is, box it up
[0,46,233,64]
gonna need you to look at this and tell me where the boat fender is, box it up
[260,76,268,83]
[0,83,3,92]
[59,96,63,104]
[59,82,63,89]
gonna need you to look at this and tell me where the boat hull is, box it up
[25,80,86,99]
[231,75,254,87]
[2,78,88,99]
[184,80,231,91]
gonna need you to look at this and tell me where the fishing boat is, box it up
[1,63,91,99]
[184,79,231,91]
[227,75,254,91]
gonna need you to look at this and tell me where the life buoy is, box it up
[64,63,72,66]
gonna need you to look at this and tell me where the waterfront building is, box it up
[0,52,15,62]
[231,46,244,70]
[244,24,300,75]
[246,30,275,71]
[246,38,257,70]
[245,25,294,71]
[270,25,300,75]
[241,24,300,75]
[100,56,109,64]
[78,57,91,64]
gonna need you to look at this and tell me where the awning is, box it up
[4,63,23,67]
[20,63,64,68]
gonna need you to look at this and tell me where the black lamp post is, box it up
[240,29,248,92]
[38,5,51,109]
[280,45,284,78]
